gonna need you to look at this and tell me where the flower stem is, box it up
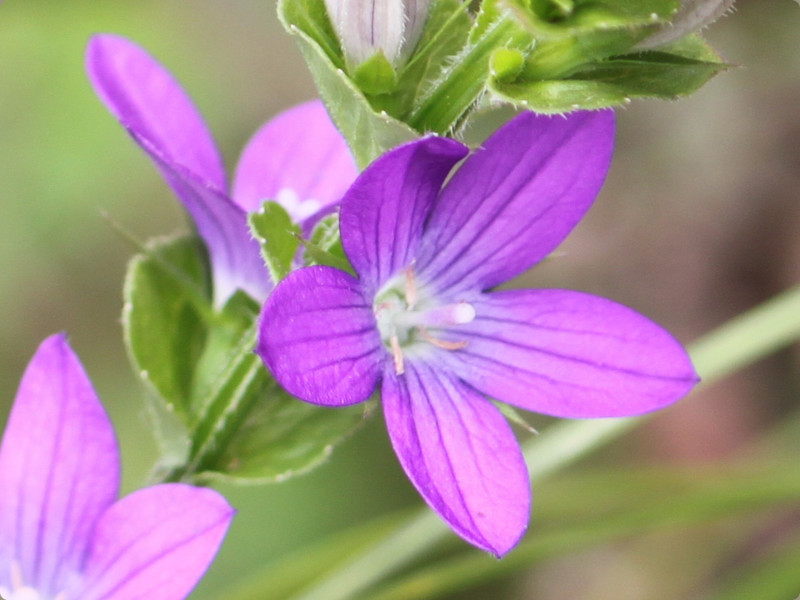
[286,283,800,600]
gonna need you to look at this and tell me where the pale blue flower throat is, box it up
[374,266,475,375]
[0,562,66,600]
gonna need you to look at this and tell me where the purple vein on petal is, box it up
[257,266,384,406]
[383,362,529,556]
[339,137,468,291]
[86,34,227,192]
[0,335,119,596]
[232,100,357,215]
[128,130,270,305]
[417,110,614,294]
[444,290,697,418]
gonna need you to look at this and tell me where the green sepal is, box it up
[494,401,539,434]
[490,35,727,113]
[278,0,419,167]
[299,236,354,274]
[410,0,534,133]
[308,212,341,253]
[248,200,301,284]
[352,51,398,96]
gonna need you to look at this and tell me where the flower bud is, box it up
[636,0,735,50]
[324,0,431,68]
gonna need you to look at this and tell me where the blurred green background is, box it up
[1,1,800,598]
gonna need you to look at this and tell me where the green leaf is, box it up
[278,0,419,167]
[248,201,301,284]
[201,386,373,484]
[122,235,211,419]
[157,299,370,485]
[190,290,260,419]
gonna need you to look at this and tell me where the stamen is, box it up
[10,562,23,590]
[390,334,405,375]
[404,265,418,309]
[418,327,469,350]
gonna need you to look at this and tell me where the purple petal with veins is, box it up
[442,289,699,418]
[257,266,384,406]
[383,362,530,556]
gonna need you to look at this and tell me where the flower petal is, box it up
[382,362,530,556]
[0,335,119,596]
[416,110,615,294]
[257,266,384,405]
[340,137,468,293]
[444,290,698,418]
[79,484,233,600]
[231,100,357,218]
[130,130,270,306]
[86,34,227,192]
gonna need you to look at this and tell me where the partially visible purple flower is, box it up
[0,334,233,600]
[86,34,357,306]
[324,0,431,68]
[257,111,698,555]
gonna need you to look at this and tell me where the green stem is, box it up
[287,283,800,600]
[161,324,266,482]
[365,466,800,600]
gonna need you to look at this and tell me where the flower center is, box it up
[374,266,475,375]
[0,562,66,600]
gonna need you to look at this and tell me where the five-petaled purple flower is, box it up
[0,334,233,600]
[86,34,357,306]
[257,110,698,556]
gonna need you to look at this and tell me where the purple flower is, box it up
[257,110,698,555]
[0,334,233,599]
[86,34,357,306]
